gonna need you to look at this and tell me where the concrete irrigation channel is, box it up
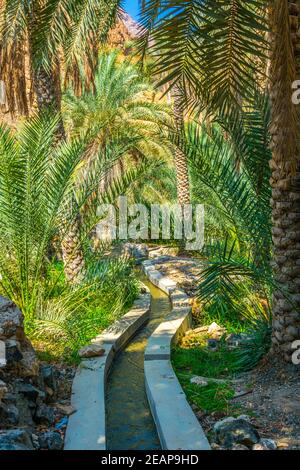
[65,261,210,451]
[105,275,170,450]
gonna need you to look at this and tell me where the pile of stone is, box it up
[0,295,72,450]
[183,322,254,351]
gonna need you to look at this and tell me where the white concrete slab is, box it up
[142,258,211,451]
[145,360,211,450]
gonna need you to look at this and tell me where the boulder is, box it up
[0,429,34,450]
[0,296,39,377]
[0,403,19,425]
[39,431,63,450]
[55,403,76,416]
[213,417,260,449]
[79,344,105,358]
[124,243,149,263]
[207,339,219,351]
[207,322,227,339]
[41,365,57,391]
[17,382,44,402]
[34,404,55,425]
[252,438,277,450]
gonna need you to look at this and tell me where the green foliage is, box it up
[174,93,273,332]
[183,94,272,262]
[0,0,121,69]
[0,113,158,334]
[232,320,272,371]
[30,257,139,360]
[140,0,268,114]
[197,239,271,329]
[172,345,237,413]
[63,50,176,205]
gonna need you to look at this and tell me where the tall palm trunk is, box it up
[31,58,86,283]
[33,64,66,141]
[172,85,191,252]
[173,86,191,205]
[269,0,300,361]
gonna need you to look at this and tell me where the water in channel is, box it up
[105,276,171,450]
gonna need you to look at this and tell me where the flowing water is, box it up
[105,276,171,450]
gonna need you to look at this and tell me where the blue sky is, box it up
[123,0,139,20]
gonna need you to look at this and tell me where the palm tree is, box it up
[268,1,300,361]
[63,51,172,188]
[0,0,121,283]
[140,0,300,362]
[0,0,120,116]
[0,113,163,317]
[172,84,190,205]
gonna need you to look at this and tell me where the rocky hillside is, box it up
[108,9,140,49]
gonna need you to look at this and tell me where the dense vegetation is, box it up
[0,0,299,370]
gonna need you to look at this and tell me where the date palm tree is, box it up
[0,0,121,283]
[0,0,120,116]
[0,113,163,317]
[268,0,300,361]
[140,0,300,361]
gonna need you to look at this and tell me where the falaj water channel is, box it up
[105,275,171,450]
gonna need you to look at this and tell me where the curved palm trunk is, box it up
[269,1,300,361]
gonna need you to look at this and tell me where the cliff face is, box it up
[108,10,140,48]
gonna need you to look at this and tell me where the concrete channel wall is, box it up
[142,260,211,451]
[64,293,151,450]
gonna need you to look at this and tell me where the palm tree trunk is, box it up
[32,61,86,284]
[172,85,191,252]
[269,0,300,361]
[173,85,191,205]
[32,64,66,141]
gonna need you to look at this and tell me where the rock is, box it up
[0,379,7,401]
[31,434,40,450]
[0,295,39,378]
[0,296,24,339]
[55,403,76,416]
[226,333,253,349]
[34,404,55,425]
[192,326,209,334]
[191,375,228,386]
[45,386,54,399]
[253,438,277,451]
[79,344,105,358]
[214,417,260,449]
[0,403,19,425]
[41,365,57,391]
[5,339,23,363]
[17,382,44,402]
[237,414,252,422]
[232,444,249,450]
[39,431,63,450]
[0,429,33,450]
[207,322,226,339]
[211,443,222,450]
[124,243,149,262]
[191,376,208,387]
[207,339,219,350]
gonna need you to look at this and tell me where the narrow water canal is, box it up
[105,276,171,450]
